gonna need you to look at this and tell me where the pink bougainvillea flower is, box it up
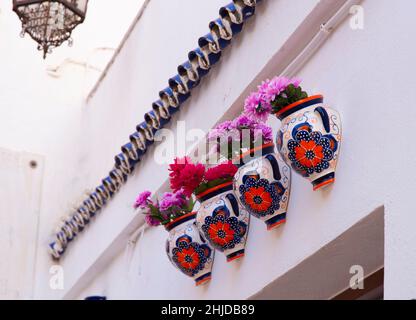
[208,120,236,142]
[290,77,302,88]
[159,189,187,211]
[208,128,227,142]
[243,91,272,122]
[216,120,234,131]
[232,114,257,129]
[257,79,271,94]
[264,77,288,103]
[253,122,273,143]
[264,76,302,104]
[134,190,152,209]
[145,214,161,227]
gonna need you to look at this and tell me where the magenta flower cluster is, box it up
[134,190,152,209]
[134,188,191,227]
[159,189,187,211]
[133,76,303,228]
[208,114,273,145]
[243,77,301,122]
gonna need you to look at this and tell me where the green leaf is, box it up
[148,203,160,216]
[194,178,233,196]
[286,84,296,97]
[272,96,289,112]
[194,184,205,195]
[186,198,195,212]
[149,214,164,222]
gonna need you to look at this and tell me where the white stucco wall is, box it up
[0,0,144,299]
[0,148,44,299]
[25,0,416,300]
[31,0,322,299]
[0,6,89,300]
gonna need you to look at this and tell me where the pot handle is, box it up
[265,154,281,181]
[314,106,331,133]
[226,193,240,217]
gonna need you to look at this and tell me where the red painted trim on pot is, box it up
[195,276,211,286]
[227,253,245,262]
[195,181,233,200]
[275,94,324,118]
[313,178,335,191]
[164,212,196,231]
[267,219,286,231]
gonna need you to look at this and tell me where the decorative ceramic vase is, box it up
[275,95,342,191]
[233,143,291,230]
[165,212,214,286]
[196,181,249,262]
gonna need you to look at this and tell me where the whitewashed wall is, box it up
[0,148,43,299]
[27,0,416,300]
[39,0,321,299]
[0,1,108,300]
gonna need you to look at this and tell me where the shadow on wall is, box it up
[250,206,384,300]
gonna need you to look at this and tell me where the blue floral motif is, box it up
[287,124,336,177]
[201,206,247,252]
[239,177,283,218]
[171,235,211,277]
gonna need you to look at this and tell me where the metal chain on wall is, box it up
[49,0,263,259]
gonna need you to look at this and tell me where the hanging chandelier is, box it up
[13,0,89,58]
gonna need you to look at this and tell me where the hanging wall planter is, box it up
[165,212,214,286]
[243,77,342,191]
[196,184,249,262]
[208,116,291,231]
[134,190,214,286]
[233,143,291,230]
[169,159,249,262]
[275,95,341,190]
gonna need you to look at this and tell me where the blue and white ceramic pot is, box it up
[196,181,249,262]
[233,143,291,231]
[165,212,214,286]
[275,95,342,190]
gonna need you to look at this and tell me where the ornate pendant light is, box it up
[13,0,88,58]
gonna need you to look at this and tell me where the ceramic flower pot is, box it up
[165,212,214,286]
[196,181,249,262]
[233,143,291,230]
[275,95,342,190]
